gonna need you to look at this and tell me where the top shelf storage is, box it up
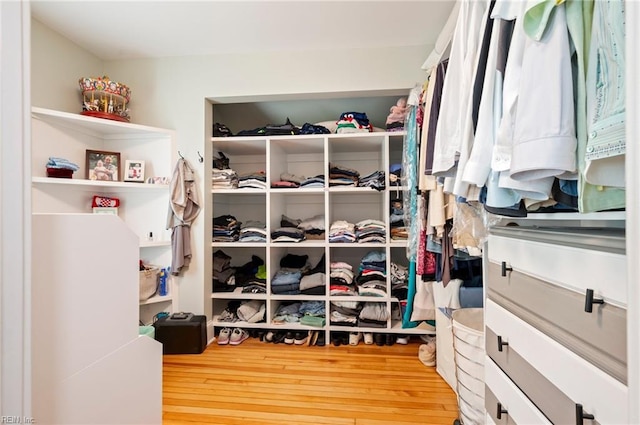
[32,107,174,139]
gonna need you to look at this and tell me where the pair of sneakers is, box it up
[217,328,249,346]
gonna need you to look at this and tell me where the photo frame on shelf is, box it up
[124,160,145,183]
[86,149,121,181]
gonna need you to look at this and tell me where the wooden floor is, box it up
[162,336,459,425]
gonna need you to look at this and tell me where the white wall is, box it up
[30,17,431,315]
[31,19,103,113]
[3,0,31,417]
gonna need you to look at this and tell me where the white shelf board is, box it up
[330,296,389,302]
[212,242,267,248]
[210,318,267,329]
[267,322,324,331]
[139,294,173,305]
[33,177,169,192]
[328,186,384,193]
[211,291,268,300]
[328,242,387,248]
[212,188,266,194]
[271,241,327,247]
[389,240,408,247]
[269,188,325,194]
[32,107,174,138]
[210,137,267,155]
[270,294,326,301]
[139,240,171,248]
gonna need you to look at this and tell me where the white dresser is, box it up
[484,225,627,424]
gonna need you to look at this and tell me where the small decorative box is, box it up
[46,167,73,178]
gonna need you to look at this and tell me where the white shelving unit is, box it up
[31,107,178,324]
[208,129,434,341]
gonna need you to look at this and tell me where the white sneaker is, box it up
[229,328,249,345]
[363,332,374,345]
[217,328,231,345]
[349,332,362,346]
[396,335,409,345]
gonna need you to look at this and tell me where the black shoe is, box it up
[340,333,349,346]
[385,334,396,346]
[284,332,295,345]
[315,332,326,346]
[331,333,342,347]
[374,333,385,346]
[273,331,286,344]
[294,331,308,345]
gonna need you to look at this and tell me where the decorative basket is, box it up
[139,266,160,301]
[46,167,73,178]
[79,76,131,122]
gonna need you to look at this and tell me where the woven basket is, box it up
[139,267,160,301]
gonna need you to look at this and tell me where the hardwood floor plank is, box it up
[163,338,460,424]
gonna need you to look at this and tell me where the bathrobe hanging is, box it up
[167,158,201,275]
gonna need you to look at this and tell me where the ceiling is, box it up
[30,1,456,61]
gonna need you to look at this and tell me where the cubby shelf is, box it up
[209,130,422,341]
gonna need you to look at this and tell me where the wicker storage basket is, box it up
[139,266,160,301]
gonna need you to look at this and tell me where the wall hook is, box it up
[197,151,204,163]
[178,151,184,159]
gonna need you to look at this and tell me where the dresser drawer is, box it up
[486,299,628,424]
[487,326,587,424]
[485,358,551,425]
[486,261,626,383]
[488,227,626,307]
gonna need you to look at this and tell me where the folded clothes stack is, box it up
[46,156,79,178]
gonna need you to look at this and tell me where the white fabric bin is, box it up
[452,308,485,425]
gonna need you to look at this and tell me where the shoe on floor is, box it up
[349,332,362,346]
[284,331,295,345]
[217,327,232,345]
[374,333,385,346]
[419,341,436,367]
[229,328,249,345]
[331,333,342,347]
[363,332,374,345]
[264,330,275,343]
[315,332,326,347]
[273,331,287,344]
[396,335,409,345]
[294,331,308,345]
[385,334,396,346]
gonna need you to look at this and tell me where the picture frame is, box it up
[86,149,121,181]
[124,160,145,183]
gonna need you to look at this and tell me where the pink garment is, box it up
[270,181,299,188]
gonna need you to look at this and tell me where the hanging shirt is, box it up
[584,0,626,188]
[431,0,491,178]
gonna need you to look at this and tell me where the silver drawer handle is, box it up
[497,402,508,420]
[501,261,512,277]
[576,403,595,424]
[584,289,605,313]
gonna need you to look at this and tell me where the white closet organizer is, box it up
[209,130,432,339]
[31,107,177,325]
